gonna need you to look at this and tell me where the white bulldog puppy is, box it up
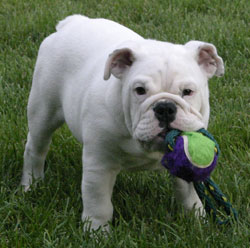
[21,15,224,231]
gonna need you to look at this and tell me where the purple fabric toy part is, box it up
[161,131,219,182]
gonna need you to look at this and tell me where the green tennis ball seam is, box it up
[182,132,216,168]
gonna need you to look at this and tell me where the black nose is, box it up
[153,101,177,127]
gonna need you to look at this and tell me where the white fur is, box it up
[21,15,224,231]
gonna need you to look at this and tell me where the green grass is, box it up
[0,0,249,247]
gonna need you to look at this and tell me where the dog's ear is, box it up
[104,48,135,80]
[185,41,224,78]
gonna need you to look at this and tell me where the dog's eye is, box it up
[135,87,146,95]
[182,89,193,96]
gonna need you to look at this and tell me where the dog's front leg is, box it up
[174,177,205,217]
[81,153,120,232]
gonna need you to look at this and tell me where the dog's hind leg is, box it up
[21,90,64,191]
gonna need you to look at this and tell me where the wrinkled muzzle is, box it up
[133,93,205,143]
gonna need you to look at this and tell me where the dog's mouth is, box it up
[138,126,172,152]
[157,129,167,140]
[157,126,172,141]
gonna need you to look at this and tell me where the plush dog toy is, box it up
[161,129,238,224]
[161,129,220,182]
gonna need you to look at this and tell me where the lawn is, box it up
[0,0,249,247]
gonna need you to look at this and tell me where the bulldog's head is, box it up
[104,40,224,151]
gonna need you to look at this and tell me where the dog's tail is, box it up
[56,15,89,31]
